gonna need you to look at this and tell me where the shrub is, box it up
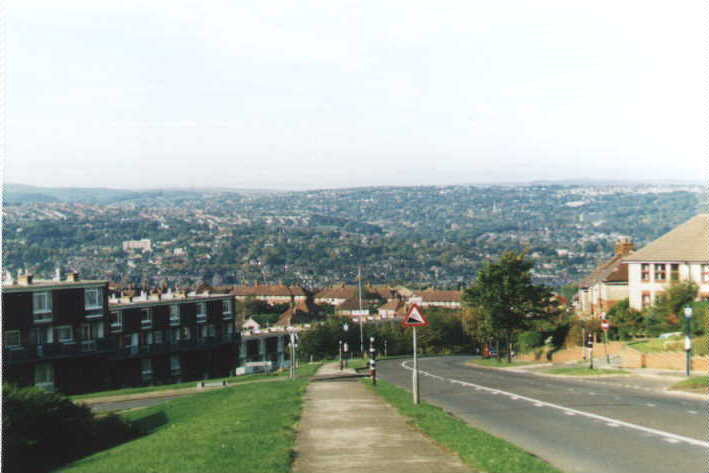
[2,384,136,473]
[517,331,544,353]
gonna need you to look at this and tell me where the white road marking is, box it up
[400,361,708,449]
[688,410,698,415]
[564,411,576,416]
[606,423,619,427]
[646,403,656,407]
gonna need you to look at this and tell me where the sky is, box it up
[5,1,707,190]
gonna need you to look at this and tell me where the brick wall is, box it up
[619,346,709,371]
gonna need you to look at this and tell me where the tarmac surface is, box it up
[378,356,707,473]
[291,362,474,473]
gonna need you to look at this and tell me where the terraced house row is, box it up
[2,272,240,394]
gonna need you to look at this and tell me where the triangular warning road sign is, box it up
[403,304,429,327]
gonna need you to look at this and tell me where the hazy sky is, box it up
[5,1,707,190]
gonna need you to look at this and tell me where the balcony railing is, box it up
[4,334,240,364]
[4,338,115,363]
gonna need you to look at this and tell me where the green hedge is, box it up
[2,384,136,473]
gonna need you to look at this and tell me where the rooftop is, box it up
[624,215,709,263]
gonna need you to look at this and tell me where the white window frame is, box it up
[55,325,74,343]
[170,354,181,371]
[196,302,207,321]
[34,363,54,389]
[84,287,103,310]
[141,309,153,329]
[222,300,232,315]
[4,330,21,348]
[33,292,52,321]
[170,304,180,324]
[111,311,123,330]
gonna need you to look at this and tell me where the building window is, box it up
[31,327,51,345]
[222,300,232,315]
[110,311,123,330]
[85,288,103,310]
[54,326,73,343]
[641,264,650,282]
[181,326,191,340]
[641,292,651,309]
[702,265,709,283]
[170,328,180,343]
[34,363,54,388]
[196,302,207,321]
[141,309,152,329]
[170,355,181,373]
[654,264,666,282]
[33,292,52,321]
[4,330,21,348]
[153,330,163,344]
[80,324,95,340]
[670,264,680,281]
[170,305,180,324]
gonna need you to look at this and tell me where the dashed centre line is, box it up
[401,361,708,449]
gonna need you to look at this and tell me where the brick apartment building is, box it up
[2,273,240,394]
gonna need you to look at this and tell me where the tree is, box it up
[606,299,644,339]
[462,251,561,362]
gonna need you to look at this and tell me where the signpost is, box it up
[352,310,369,357]
[600,313,610,364]
[402,304,428,404]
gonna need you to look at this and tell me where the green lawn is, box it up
[467,359,540,368]
[365,379,562,473]
[629,337,707,356]
[71,363,321,401]
[669,376,708,392]
[56,370,318,473]
[543,367,629,376]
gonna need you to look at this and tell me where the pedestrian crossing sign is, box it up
[403,304,428,327]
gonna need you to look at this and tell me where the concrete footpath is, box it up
[292,362,473,473]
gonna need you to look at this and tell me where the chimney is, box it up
[18,273,33,286]
[615,238,635,257]
[66,272,80,282]
[54,267,63,282]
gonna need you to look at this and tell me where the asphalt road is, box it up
[377,356,707,473]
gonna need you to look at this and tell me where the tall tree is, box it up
[462,251,560,362]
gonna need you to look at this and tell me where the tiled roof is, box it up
[378,299,404,311]
[418,289,462,302]
[315,285,358,299]
[232,284,294,297]
[623,214,709,263]
[336,297,366,311]
[578,255,627,288]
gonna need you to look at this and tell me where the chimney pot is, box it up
[18,274,33,285]
[66,272,80,282]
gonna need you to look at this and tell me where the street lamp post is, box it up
[684,306,693,377]
[339,340,343,371]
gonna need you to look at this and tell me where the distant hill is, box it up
[2,183,282,205]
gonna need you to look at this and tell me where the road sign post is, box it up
[601,314,610,364]
[403,304,428,405]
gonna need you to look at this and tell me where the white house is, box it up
[624,215,709,311]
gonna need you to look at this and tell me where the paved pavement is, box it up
[292,362,474,473]
[378,356,707,473]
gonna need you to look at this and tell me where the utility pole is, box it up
[358,265,364,356]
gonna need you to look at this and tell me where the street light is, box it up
[369,336,376,385]
[684,306,693,377]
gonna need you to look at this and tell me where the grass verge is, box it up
[542,367,628,376]
[467,359,540,368]
[669,376,708,392]
[71,363,321,401]
[56,367,319,473]
[628,337,707,356]
[365,379,562,473]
